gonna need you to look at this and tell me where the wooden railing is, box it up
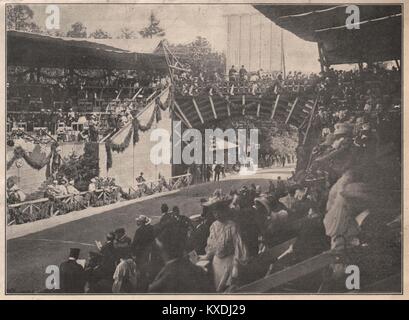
[173,80,314,97]
[128,173,192,197]
[7,187,119,226]
[235,249,342,293]
[7,173,190,226]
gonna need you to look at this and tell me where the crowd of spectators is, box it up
[172,64,322,96]
[50,62,401,294]
[7,67,170,142]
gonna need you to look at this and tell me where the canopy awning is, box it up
[254,5,402,65]
[7,30,168,70]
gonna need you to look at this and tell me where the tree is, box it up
[6,4,40,32]
[139,12,165,38]
[169,36,226,76]
[118,27,137,39]
[89,28,112,39]
[66,22,87,38]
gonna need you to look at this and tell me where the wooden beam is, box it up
[173,100,192,128]
[271,94,280,120]
[172,109,190,128]
[192,98,204,124]
[235,250,340,293]
[226,101,231,117]
[302,96,319,145]
[257,102,261,117]
[285,97,299,124]
[209,96,218,119]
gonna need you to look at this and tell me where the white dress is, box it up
[323,171,360,249]
[205,220,248,292]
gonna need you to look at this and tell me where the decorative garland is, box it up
[105,142,113,171]
[104,90,171,171]
[111,125,134,153]
[7,143,58,171]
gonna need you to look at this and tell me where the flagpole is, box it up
[281,29,286,78]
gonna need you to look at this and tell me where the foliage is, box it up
[89,28,112,39]
[6,4,40,32]
[118,27,137,39]
[66,22,87,38]
[169,36,226,76]
[224,116,298,159]
[57,143,99,191]
[139,12,165,38]
[258,121,298,159]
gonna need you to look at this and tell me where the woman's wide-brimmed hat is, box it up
[254,196,271,214]
[202,190,232,209]
[135,214,152,226]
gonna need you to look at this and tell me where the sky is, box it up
[28,4,320,72]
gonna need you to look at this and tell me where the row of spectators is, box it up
[173,65,322,96]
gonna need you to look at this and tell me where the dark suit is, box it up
[148,257,213,293]
[100,241,116,278]
[131,224,155,262]
[59,259,85,293]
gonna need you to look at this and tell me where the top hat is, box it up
[69,248,80,259]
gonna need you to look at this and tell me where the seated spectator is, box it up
[7,182,26,204]
[88,178,97,192]
[66,180,80,195]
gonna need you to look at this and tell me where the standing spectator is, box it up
[159,203,174,225]
[131,215,155,264]
[276,176,286,198]
[112,252,142,293]
[114,228,132,260]
[214,164,221,181]
[228,65,237,82]
[149,221,213,293]
[136,172,146,183]
[239,65,248,81]
[171,206,194,239]
[202,199,248,292]
[99,232,117,280]
[59,248,85,293]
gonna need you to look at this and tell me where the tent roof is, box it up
[254,5,402,65]
[7,30,168,70]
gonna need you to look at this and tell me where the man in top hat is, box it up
[132,215,155,264]
[59,248,85,293]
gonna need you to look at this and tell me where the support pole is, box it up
[303,95,319,145]
[271,94,280,120]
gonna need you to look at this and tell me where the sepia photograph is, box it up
[3,1,403,296]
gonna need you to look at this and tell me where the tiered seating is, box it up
[174,88,317,131]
